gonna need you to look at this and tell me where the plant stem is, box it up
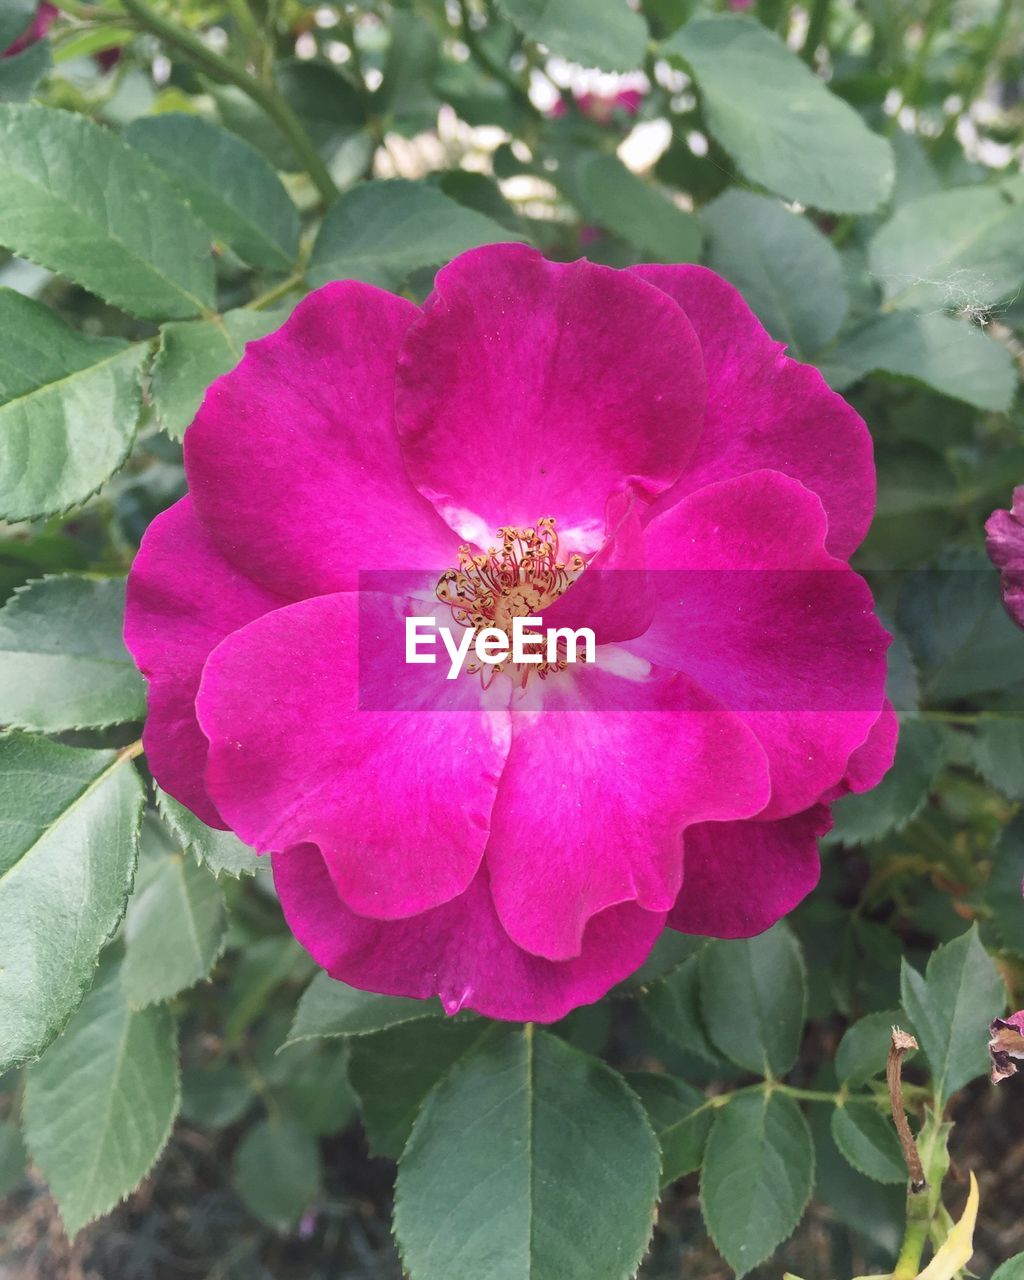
[246,270,305,310]
[800,0,830,64]
[118,0,338,204]
[888,1027,926,1190]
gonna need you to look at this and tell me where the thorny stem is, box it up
[117,0,338,205]
[888,1027,927,1191]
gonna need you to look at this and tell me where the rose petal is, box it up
[124,497,285,826]
[628,470,889,818]
[274,848,666,1022]
[196,591,511,919]
[485,654,771,961]
[185,282,461,598]
[631,264,875,559]
[670,806,829,938]
[396,243,706,553]
[986,487,1024,630]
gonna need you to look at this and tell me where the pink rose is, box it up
[986,487,1024,630]
[125,244,894,1022]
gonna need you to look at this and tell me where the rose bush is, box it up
[125,243,895,1021]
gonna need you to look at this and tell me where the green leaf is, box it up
[156,788,261,878]
[827,719,943,846]
[868,186,1024,313]
[348,1017,491,1158]
[0,104,215,320]
[627,1071,712,1185]
[394,1026,661,1280]
[641,951,721,1062]
[820,311,1017,412]
[150,310,280,441]
[0,575,144,730]
[126,114,300,271]
[22,958,179,1237]
[835,1009,904,1088]
[664,16,893,214]
[808,1106,904,1255]
[0,289,147,520]
[900,925,1006,1104]
[0,39,51,103]
[987,815,1024,956]
[495,0,648,72]
[702,189,846,358]
[284,970,442,1046]
[896,549,1024,702]
[830,1105,906,1184]
[181,1062,253,1128]
[308,179,520,291]
[698,923,806,1076]
[993,1255,1024,1280]
[122,852,226,1008]
[971,716,1024,801]
[276,1042,356,1137]
[0,0,36,49]
[232,1119,320,1232]
[0,1122,26,1197]
[576,153,701,263]
[700,1092,813,1278]
[0,733,143,1072]
[617,929,707,991]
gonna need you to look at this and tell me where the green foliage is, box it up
[0,104,215,319]
[0,289,147,520]
[308,179,519,290]
[698,924,807,1076]
[22,956,179,1237]
[0,733,142,1071]
[900,926,1006,1104]
[122,850,226,1008]
[156,788,262,878]
[125,114,301,272]
[700,1092,814,1278]
[664,16,893,213]
[285,970,443,1045]
[150,309,281,441]
[702,189,846,359]
[232,1119,321,1232]
[0,575,144,729]
[394,1025,661,1280]
[497,0,648,73]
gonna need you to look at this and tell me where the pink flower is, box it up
[551,87,644,124]
[2,2,57,57]
[986,488,1024,630]
[125,245,893,1022]
[990,1011,1024,1083]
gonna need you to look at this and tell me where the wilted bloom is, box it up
[990,1011,1024,1083]
[986,487,1024,630]
[125,244,894,1022]
[2,2,57,56]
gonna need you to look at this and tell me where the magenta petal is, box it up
[185,282,461,599]
[631,264,875,559]
[485,658,770,961]
[631,470,889,819]
[274,849,666,1022]
[670,807,828,938]
[986,487,1024,630]
[541,495,654,645]
[124,497,286,827]
[396,243,707,552]
[196,591,510,919]
[841,701,898,795]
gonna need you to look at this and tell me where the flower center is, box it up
[436,517,586,685]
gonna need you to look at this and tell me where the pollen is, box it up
[436,517,586,685]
